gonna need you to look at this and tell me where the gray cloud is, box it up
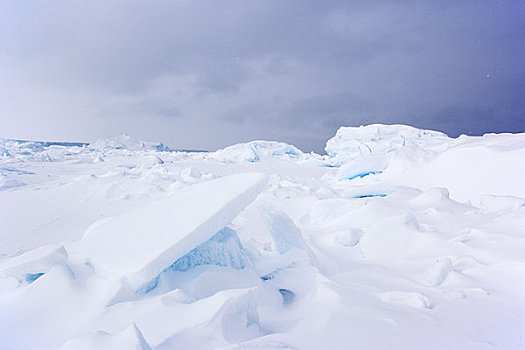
[1,0,524,153]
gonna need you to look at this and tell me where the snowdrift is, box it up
[323,124,525,202]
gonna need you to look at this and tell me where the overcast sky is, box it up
[1,0,524,152]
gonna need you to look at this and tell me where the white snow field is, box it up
[0,124,524,350]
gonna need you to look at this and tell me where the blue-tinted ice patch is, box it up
[260,273,275,281]
[0,167,34,175]
[279,288,295,305]
[167,227,250,272]
[260,205,307,255]
[342,186,394,199]
[353,193,387,198]
[335,155,388,180]
[345,171,383,180]
[138,227,251,293]
[24,272,44,283]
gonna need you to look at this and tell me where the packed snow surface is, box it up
[1,125,524,350]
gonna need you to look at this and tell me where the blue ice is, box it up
[345,170,383,180]
[279,289,295,305]
[353,194,387,198]
[25,272,44,283]
[261,206,305,255]
[138,227,251,293]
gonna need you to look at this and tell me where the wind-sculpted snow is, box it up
[60,324,152,350]
[0,173,25,190]
[323,125,525,202]
[1,125,524,350]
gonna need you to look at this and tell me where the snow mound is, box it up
[73,173,268,289]
[380,291,433,309]
[323,125,525,202]
[423,258,453,286]
[0,174,25,190]
[325,124,450,165]
[385,134,525,202]
[210,141,304,163]
[60,324,152,350]
[336,154,389,180]
[89,134,170,152]
[0,245,67,284]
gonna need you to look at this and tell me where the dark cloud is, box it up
[1,0,524,153]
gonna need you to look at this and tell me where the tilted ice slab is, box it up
[74,173,268,290]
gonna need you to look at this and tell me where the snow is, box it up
[0,124,524,350]
[335,154,389,180]
[0,244,68,285]
[380,291,434,309]
[60,324,152,350]
[0,174,25,190]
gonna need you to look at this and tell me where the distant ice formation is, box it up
[89,134,171,152]
[210,140,303,163]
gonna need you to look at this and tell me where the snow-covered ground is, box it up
[0,124,524,350]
